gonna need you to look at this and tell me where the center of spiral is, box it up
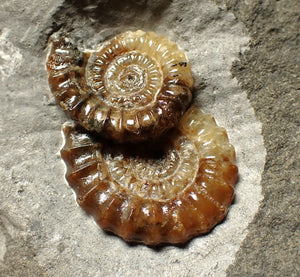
[94,51,162,108]
[117,64,146,92]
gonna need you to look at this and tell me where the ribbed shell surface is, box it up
[61,106,238,245]
[46,30,193,143]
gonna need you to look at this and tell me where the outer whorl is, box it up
[47,30,193,142]
[61,106,238,245]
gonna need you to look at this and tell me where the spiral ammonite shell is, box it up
[61,106,238,245]
[46,30,193,142]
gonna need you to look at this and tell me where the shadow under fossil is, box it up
[101,213,232,251]
[39,0,173,50]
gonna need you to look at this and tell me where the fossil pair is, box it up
[46,30,238,245]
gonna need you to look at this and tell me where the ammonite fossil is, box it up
[46,30,193,142]
[61,106,238,245]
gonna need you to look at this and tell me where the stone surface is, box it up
[0,0,298,276]
[225,0,300,276]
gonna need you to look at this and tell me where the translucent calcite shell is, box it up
[46,30,193,142]
[61,106,238,245]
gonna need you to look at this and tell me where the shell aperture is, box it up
[46,30,194,142]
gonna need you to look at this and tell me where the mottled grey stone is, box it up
[225,0,300,276]
[0,0,298,276]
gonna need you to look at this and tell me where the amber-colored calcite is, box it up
[46,30,193,142]
[61,106,238,245]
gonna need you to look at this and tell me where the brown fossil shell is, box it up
[46,30,193,142]
[61,106,238,245]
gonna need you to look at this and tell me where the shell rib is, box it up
[61,106,238,245]
[46,30,193,142]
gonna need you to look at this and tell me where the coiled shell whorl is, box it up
[61,106,238,245]
[46,30,193,142]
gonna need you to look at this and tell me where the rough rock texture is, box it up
[225,0,300,276]
[0,0,298,276]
